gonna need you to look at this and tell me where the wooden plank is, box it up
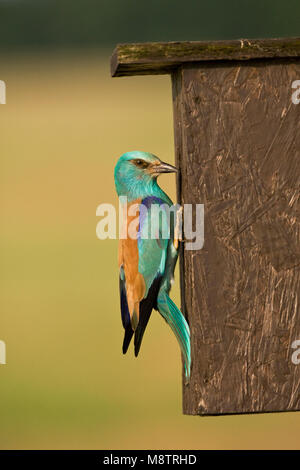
[111,37,300,77]
[172,59,300,415]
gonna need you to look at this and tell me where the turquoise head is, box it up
[114,151,177,201]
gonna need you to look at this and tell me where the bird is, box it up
[114,150,191,379]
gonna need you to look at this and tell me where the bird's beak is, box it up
[154,161,178,174]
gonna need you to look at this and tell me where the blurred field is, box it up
[0,51,299,449]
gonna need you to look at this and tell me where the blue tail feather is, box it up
[157,291,191,379]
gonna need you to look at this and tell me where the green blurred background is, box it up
[0,0,300,450]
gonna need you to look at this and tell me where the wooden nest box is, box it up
[111,38,300,415]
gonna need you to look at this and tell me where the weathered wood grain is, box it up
[111,38,300,77]
[172,59,300,414]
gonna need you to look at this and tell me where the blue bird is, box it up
[114,150,191,379]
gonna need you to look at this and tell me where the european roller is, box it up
[114,150,191,379]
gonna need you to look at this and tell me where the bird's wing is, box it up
[119,264,134,354]
[118,196,171,355]
[134,196,172,355]
[118,198,145,352]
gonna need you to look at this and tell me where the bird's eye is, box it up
[132,159,148,168]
